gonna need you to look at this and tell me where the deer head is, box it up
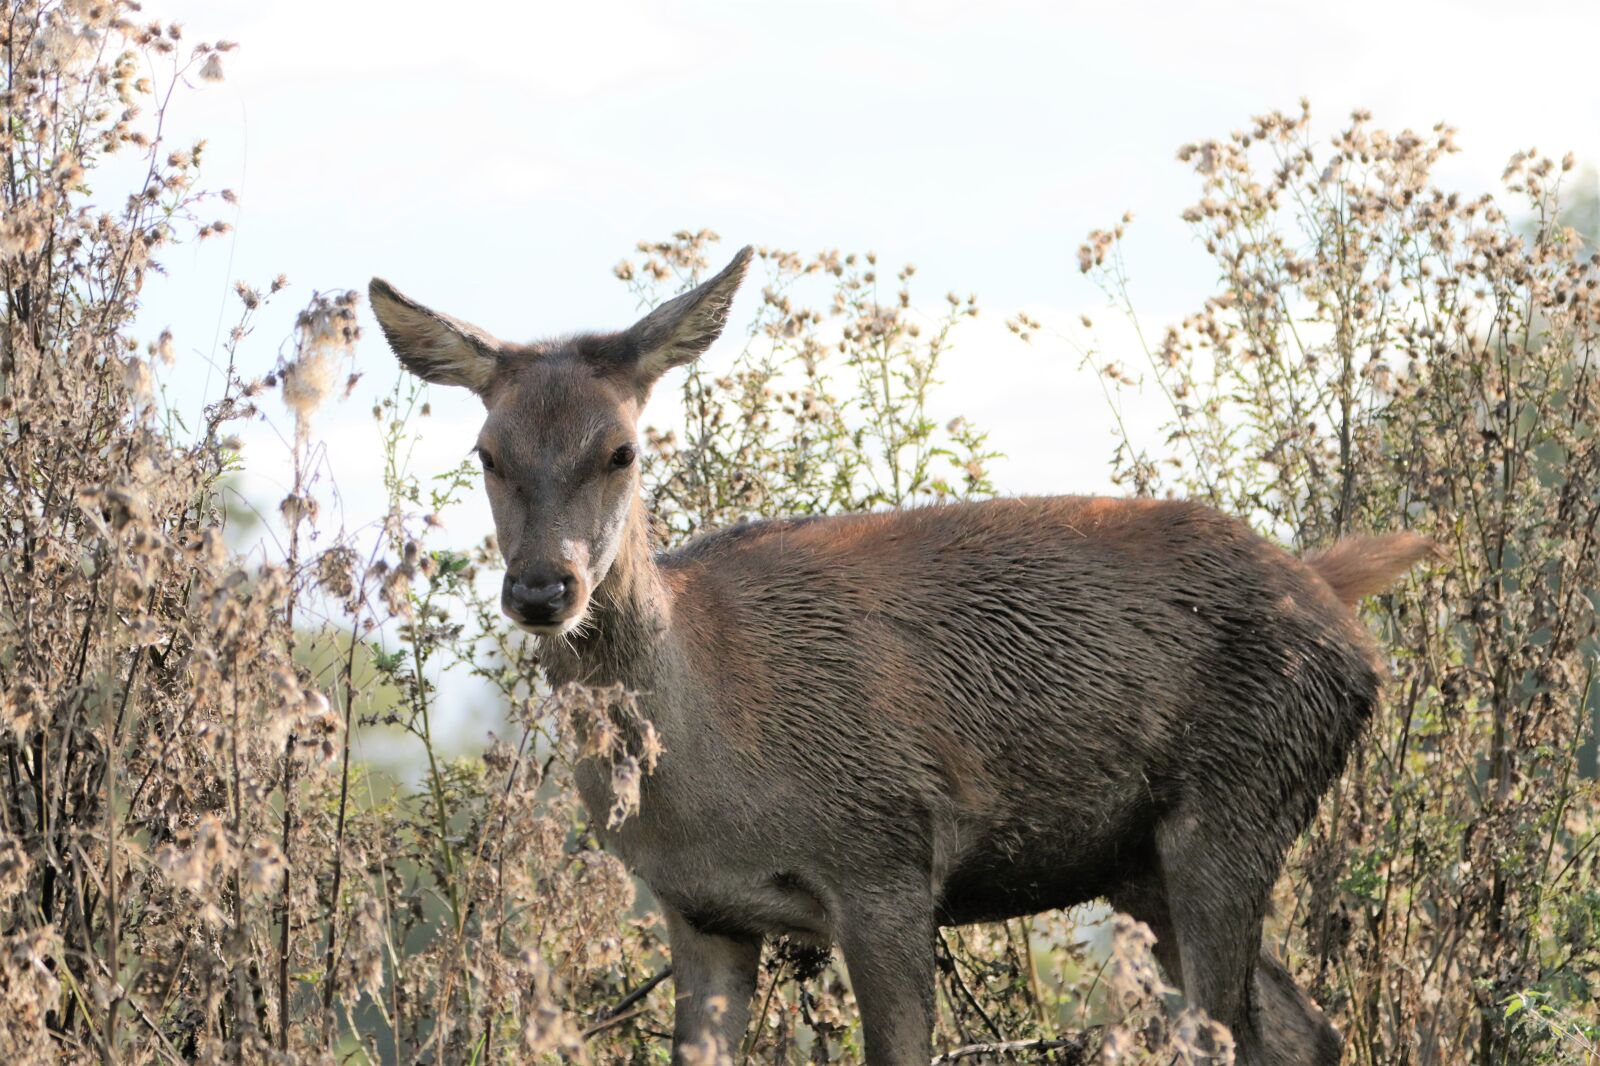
[369,246,753,635]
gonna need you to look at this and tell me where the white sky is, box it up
[139,0,1600,506]
[127,0,1600,744]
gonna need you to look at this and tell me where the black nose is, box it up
[503,570,575,625]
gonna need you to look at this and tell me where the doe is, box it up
[371,246,1431,1065]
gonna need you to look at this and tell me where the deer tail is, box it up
[1307,532,1438,607]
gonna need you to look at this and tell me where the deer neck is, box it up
[537,495,671,690]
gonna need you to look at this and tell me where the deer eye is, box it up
[477,448,497,475]
[609,442,637,470]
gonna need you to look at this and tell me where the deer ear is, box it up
[622,245,752,386]
[369,278,503,394]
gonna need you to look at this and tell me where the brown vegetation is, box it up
[1064,103,1600,1064]
[1,5,1595,1064]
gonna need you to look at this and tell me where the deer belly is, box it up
[934,816,1157,926]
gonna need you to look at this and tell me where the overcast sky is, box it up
[127,0,1599,743]
[140,0,1600,514]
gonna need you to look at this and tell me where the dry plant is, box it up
[0,3,665,1063]
[615,229,997,542]
[7,3,1595,1063]
[1055,101,1600,1064]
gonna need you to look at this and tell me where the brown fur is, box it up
[370,249,1433,1066]
[1306,532,1437,607]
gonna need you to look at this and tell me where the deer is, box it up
[369,245,1434,1066]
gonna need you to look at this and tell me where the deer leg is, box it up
[1115,864,1341,1066]
[1153,807,1276,1065]
[834,890,937,1066]
[1108,873,1185,989]
[1252,950,1342,1066]
[664,906,761,1065]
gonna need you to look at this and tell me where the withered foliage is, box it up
[5,4,1597,1064]
[0,3,653,1063]
[1068,102,1600,1063]
[618,229,996,543]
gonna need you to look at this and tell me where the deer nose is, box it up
[503,570,575,625]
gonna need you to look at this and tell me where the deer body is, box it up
[371,248,1431,1065]
[556,496,1372,933]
